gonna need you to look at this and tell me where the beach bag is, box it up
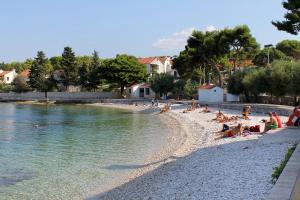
[250,125,260,132]
[287,109,300,127]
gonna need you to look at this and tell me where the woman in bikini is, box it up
[214,123,244,140]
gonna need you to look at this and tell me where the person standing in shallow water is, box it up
[151,99,154,107]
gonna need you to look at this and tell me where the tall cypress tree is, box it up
[88,50,101,90]
[61,47,78,86]
[29,51,54,98]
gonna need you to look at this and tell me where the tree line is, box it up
[228,60,300,104]
[9,47,147,95]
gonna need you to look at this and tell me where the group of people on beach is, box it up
[213,108,283,140]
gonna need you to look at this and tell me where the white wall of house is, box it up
[198,87,224,103]
[127,84,155,99]
[0,69,17,84]
[226,93,240,102]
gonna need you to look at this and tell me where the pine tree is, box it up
[272,0,300,35]
[88,51,101,90]
[29,51,54,98]
[61,47,78,86]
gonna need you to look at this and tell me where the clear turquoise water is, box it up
[0,103,168,200]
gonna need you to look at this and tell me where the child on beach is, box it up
[242,106,251,120]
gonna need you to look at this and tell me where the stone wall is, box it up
[239,95,298,106]
[0,92,120,102]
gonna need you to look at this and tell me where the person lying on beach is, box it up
[214,123,230,134]
[160,104,170,113]
[261,112,278,134]
[241,106,251,120]
[183,106,193,113]
[200,105,211,113]
[212,111,239,123]
[214,123,244,140]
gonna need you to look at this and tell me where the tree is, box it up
[150,73,174,98]
[272,0,300,35]
[172,79,185,99]
[264,60,291,102]
[50,56,62,70]
[222,25,259,71]
[288,61,300,103]
[242,68,267,101]
[29,51,54,98]
[173,25,259,87]
[88,51,102,90]
[12,75,31,93]
[276,40,300,59]
[183,79,198,99]
[253,48,287,66]
[102,54,147,95]
[61,47,78,86]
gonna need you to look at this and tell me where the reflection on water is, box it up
[0,103,168,199]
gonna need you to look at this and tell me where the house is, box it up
[0,69,17,84]
[138,56,179,77]
[127,83,155,99]
[198,84,224,103]
[20,69,30,81]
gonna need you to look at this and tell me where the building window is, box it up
[129,89,131,94]
[145,88,150,95]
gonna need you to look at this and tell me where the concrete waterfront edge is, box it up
[267,143,300,200]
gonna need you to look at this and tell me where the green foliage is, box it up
[228,60,300,102]
[29,51,54,92]
[288,61,300,97]
[102,54,147,94]
[12,75,31,93]
[150,73,174,97]
[272,144,297,184]
[173,25,259,86]
[183,79,198,99]
[265,60,292,97]
[0,84,15,93]
[88,51,102,90]
[223,25,259,71]
[272,0,300,35]
[172,79,185,99]
[276,40,300,59]
[242,68,267,98]
[50,56,62,70]
[61,47,78,86]
[253,48,287,67]
[227,70,246,95]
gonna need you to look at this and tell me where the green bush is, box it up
[272,143,297,184]
[0,83,15,92]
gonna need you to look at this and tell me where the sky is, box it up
[0,0,299,62]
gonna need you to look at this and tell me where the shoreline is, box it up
[90,103,300,200]
[86,103,191,197]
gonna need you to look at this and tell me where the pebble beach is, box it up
[89,103,299,200]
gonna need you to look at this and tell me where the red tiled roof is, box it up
[0,71,12,77]
[20,69,30,77]
[198,84,216,90]
[138,57,157,64]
